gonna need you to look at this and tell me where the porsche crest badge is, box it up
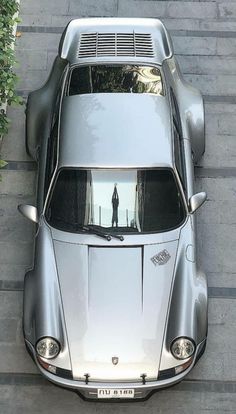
[112,357,119,365]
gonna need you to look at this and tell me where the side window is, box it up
[171,89,181,132]
[170,88,186,191]
[44,113,59,200]
[43,66,67,202]
[174,126,184,178]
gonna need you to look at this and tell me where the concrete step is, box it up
[0,215,34,242]
[0,265,28,283]
[197,221,236,273]
[167,18,236,32]
[0,171,36,196]
[1,106,30,162]
[206,111,236,136]
[196,177,236,202]
[0,242,33,266]
[0,195,35,216]
[185,73,236,95]
[20,0,117,18]
[178,55,236,75]
[199,134,236,168]
[18,15,236,33]
[196,177,236,273]
[16,32,61,51]
[207,273,236,288]
[118,1,218,19]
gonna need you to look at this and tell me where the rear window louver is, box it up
[78,32,154,58]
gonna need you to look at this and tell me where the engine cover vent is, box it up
[78,32,154,58]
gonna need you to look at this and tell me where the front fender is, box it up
[23,220,71,371]
[166,251,208,347]
[159,218,207,371]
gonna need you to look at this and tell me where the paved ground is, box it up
[1,0,236,413]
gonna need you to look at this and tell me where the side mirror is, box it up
[189,192,207,214]
[18,204,39,223]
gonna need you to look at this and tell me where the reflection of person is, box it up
[111,184,119,227]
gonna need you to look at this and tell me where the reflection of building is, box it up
[111,184,119,227]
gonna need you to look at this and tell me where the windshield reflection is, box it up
[46,169,185,234]
[69,65,164,96]
[90,170,138,229]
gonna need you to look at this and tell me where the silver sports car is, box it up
[19,18,208,401]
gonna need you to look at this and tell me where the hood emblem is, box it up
[151,249,171,266]
[112,356,119,365]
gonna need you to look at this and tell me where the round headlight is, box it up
[36,337,60,359]
[171,337,195,360]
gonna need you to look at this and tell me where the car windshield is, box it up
[68,65,163,96]
[46,169,185,234]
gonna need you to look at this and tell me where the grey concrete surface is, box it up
[0,384,235,414]
[0,0,236,412]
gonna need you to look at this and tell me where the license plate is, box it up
[97,388,135,399]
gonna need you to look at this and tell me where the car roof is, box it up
[58,93,174,169]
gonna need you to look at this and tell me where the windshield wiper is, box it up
[82,225,112,241]
[50,219,124,240]
[109,233,124,241]
[82,225,124,241]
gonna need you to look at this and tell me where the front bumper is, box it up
[26,339,206,400]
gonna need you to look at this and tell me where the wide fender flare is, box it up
[164,57,205,164]
[25,56,67,160]
[165,243,208,348]
[23,223,65,346]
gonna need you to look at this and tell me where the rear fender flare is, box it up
[25,56,67,160]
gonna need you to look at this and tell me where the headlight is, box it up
[171,337,195,360]
[36,337,60,359]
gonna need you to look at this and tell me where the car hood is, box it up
[53,239,179,381]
